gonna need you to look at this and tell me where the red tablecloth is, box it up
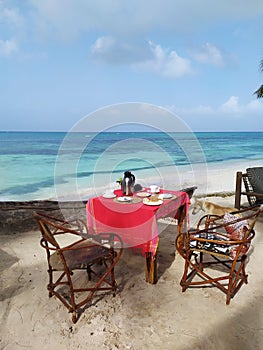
[86,189,190,256]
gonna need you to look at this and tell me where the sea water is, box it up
[0,131,262,201]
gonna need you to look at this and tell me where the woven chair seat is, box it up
[49,239,113,271]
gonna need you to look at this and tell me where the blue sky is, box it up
[1,0,263,132]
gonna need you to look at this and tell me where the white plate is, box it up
[143,198,163,206]
[102,193,116,198]
[136,192,151,198]
[158,193,173,199]
[117,196,132,202]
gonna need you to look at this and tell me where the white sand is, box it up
[74,158,262,201]
[1,165,263,349]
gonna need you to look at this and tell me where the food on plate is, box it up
[149,195,159,202]
[143,195,159,203]
[143,196,163,206]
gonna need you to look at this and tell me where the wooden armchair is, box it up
[235,167,263,209]
[175,206,262,305]
[33,211,123,323]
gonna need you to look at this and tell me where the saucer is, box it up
[102,193,116,199]
[158,193,173,200]
[136,192,151,198]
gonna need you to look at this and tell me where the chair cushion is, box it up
[50,239,111,271]
[223,213,250,259]
[223,213,249,239]
[190,232,230,255]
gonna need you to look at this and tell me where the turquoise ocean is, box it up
[1,131,262,201]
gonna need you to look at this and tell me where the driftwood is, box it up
[0,200,87,234]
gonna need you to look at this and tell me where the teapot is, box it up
[121,171,135,196]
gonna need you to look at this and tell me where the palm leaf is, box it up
[254,59,263,98]
[254,84,263,98]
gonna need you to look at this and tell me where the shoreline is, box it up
[1,158,261,203]
[0,158,261,234]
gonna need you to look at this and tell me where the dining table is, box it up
[86,188,190,284]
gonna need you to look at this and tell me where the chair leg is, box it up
[226,255,248,304]
[86,265,92,280]
[47,266,53,297]
[180,254,192,292]
[226,276,232,305]
[111,266,116,296]
[72,312,77,323]
[241,255,248,284]
[66,271,79,322]
[104,258,117,295]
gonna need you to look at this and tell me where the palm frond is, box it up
[254,84,263,98]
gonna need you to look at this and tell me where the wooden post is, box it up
[177,204,187,234]
[145,201,188,284]
[145,252,158,284]
[235,171,242,209]
[175,204,187,249]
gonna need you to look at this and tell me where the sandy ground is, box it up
[1,193,263,350]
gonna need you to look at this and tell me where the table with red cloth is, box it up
[86,189,190,284]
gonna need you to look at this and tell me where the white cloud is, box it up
[90,36,146,64]
[133,41,193,78]
[220,96,241,113]
[0,4,25,57]
[169,96,263,119]
[90,37,192,77]
[2,6,24,27]
[0,38,18,56]
[91,36,115,55]
[246,99,263,112]
[172,105,215,116]
[218,96,263,116]
[3,1,263,65]
[191,43,226,67]
[25,1,263,41]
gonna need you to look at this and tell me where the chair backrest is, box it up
[179,186,197,199]
[34,212,61,249]
[33,212,87,249]
[246,167,263,204]
[235,169,263,209]
[243,174,256,206]
[198,206,262,234]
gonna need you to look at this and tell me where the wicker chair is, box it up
[33,211,123,323]
[175,206,262,304]
[235,167,263,209]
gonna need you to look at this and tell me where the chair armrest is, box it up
[241,191,263,197]
[59,218,88,236]
[189,231,253,245]
[196,214,222,230]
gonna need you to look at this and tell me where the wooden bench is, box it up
[235,167,263,209]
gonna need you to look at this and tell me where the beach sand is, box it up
[1,167,263,349]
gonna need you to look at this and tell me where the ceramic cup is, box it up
[149,185,160,193]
